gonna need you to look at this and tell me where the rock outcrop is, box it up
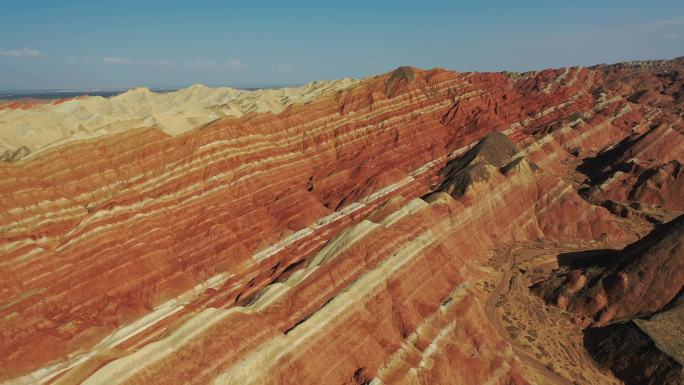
[534,214,684,385]
[535,214,684,325]
[0,146,29,163]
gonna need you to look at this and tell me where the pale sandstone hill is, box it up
[0,78,358,159]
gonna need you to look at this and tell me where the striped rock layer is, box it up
[1,59,682,384]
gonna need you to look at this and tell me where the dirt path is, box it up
[484,247,574,385]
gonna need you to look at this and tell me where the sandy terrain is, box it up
[476,241,627,385]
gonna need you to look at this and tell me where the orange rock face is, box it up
[0,59,682,384]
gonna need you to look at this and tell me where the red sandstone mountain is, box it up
[0,57,682,385]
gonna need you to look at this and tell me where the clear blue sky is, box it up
[1,0,683,90]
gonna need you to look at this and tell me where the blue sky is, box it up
[1,0,683,89]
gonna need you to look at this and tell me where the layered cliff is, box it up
[1,58,683,384]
